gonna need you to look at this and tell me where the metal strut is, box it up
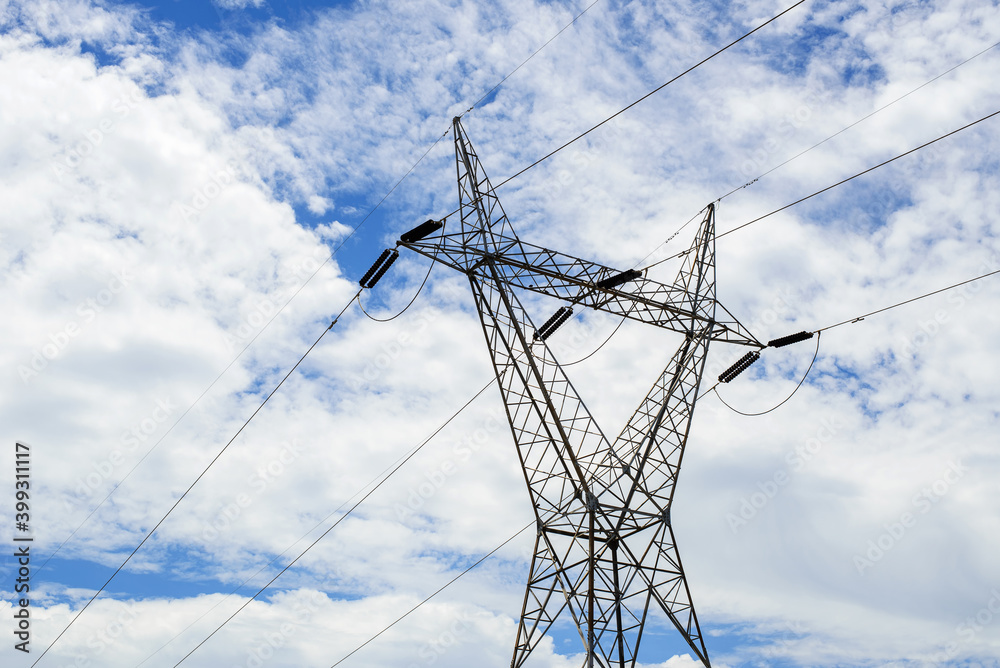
[398,117,754,667]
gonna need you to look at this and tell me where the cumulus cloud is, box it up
[1,0,999,666]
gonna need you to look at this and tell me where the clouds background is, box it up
[1,0,999,666]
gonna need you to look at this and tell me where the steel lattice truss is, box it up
[400,118,761,668]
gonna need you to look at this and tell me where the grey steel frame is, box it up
[399,118,762,668]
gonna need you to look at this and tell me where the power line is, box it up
[462,0,605,116]
[429,0,806,230]
[167,170,1000,668]
[714,332,821,416]
[710,266,1000,418]
[317,265,1000,666]
[359,221,446,322]
[635,40,1000,269]
[301,80,1000,668]
[163,272,637,663]
[814,268,1000,333]
[31,292,361,667]
[712,265,1000,413]
[329,521,533,668]
[561,315,628,366]
[490,0,806,190]
[135,375,496,666]
[48,8,991,663]
[715,38,1000,203]
[40,11,994,577]
[716,108,1000,241]
[41,3,600,572]
[308,25,996,664]
[640,107,1000,271]
[170,378,498,666]
[358,256,436,322]
[33,272,329,575]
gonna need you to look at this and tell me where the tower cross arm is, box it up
[400,230,761,347]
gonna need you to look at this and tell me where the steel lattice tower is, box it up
[400,118,762,668]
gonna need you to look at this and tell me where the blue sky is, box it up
[134,0,348,31]
[2,0,1000,666]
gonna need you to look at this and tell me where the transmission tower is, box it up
[398,118,762,668]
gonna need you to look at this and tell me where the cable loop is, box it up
[714,331,820,417]
[360,220,446,322]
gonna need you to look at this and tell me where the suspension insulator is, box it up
[359,249,393,288]
[534,306,574,341]
[365,250,398,288]
[768,331,814,348]
[596,268,642,290]
[360,249,399,289]
[400,219,444,244]
[718,351,760,383]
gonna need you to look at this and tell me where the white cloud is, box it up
[1,0,999,666]
[213,0,264,10]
